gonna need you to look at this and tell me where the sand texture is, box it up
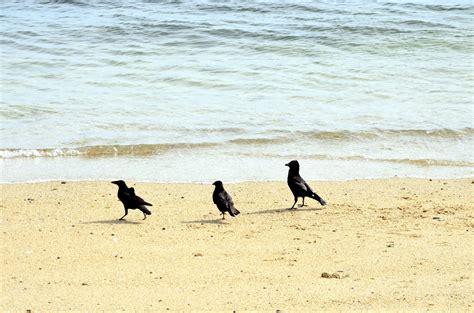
[1,178,473,311]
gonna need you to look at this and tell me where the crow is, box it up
[212,180,240,219]
[111,180,152,220]
[285,160,326,209]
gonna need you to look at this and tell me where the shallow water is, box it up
[1,0,473,182]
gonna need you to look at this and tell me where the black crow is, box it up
[285,160,326,209]
[111,180,152,220]
[212,181,240,219]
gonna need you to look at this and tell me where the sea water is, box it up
[1,0,473,182]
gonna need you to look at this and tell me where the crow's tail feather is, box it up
[228,207,240,217]
[138,205,152,215]
[311,193,327,206]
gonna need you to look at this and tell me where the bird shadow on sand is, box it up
[81,219,142,225]
[247,207,323,215]
[182,218,228,225]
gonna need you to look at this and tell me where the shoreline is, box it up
[1,178,473,311]
[2,153,472,184]
[1,175,473,185]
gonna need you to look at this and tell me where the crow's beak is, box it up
[285,163,289,167]
[111,181,118,185]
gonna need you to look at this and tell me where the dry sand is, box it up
[1,178,473,311]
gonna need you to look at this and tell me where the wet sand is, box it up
[1,178,473,311]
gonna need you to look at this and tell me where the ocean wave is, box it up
[0,143,218,159]
[399,3,473,12]
[233,152,474,168]
[195,3,271,14]
[338,156,473,167]
[0,148,82,158]
[4,143,472,170]
[0,105,59,119]
[292,128,474,141]
[229,137,290,145]
[1,127,472,159]
[39,0,89,7]
[387,158,473,167]
[0,139,289,159]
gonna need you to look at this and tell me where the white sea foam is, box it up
[0,149,82,159]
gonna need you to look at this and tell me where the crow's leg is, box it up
[222,212,226,220]
[143,212,147,220]
[290,197,297,210]
[119,208,128,220]
[299,197,307,207]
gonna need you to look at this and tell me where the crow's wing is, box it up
[290,174,326,205]
[134,195,152,206]
[222,190,240,216]
[127,187,152,206]
[292,176,310,192]
[215,190,236,215]
[216,190,233,209]
[122,188,134,198]
[303,181,315,195]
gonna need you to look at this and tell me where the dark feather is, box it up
[286,160,326,207]
[212,181,240,218]
[112,180,152,219]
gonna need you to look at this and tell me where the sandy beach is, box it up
[1,178,473,311]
